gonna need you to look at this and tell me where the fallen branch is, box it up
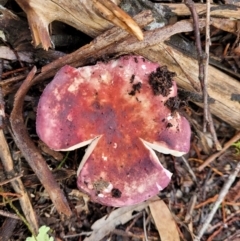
[9,67,72,217]
[34,10,153,83]
[15,0,142,50]
[33,17,240,129]
[33,17,204,85]
[162,3,240,19]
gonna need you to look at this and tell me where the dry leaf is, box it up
[68,189,90,214]
[149,196,180,241]
[0,46,34,63]
[83,201,150,241]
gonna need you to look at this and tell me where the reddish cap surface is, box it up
[36,55,191,206]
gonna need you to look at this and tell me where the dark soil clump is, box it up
[148,66,175,96]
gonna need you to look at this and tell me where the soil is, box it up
[148,66,175,96]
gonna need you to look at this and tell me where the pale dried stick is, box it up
[198,131,240,171]
[181,156,197,183]
[185,194,197,223]
[0,174,23,186]
[143,211,149,241]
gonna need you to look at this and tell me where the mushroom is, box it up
[36,55,191,207]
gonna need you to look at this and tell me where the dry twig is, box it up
[162,3,240,19]
[204,0,210,132]
[9,67,72,217]
[184,0,205,87]
[33,15,206,87]
[143,211,149,241]
[198,131,240,171]
[0,174,23,186]
[185,194,197,224]
[0,210,20,220]
[0,87,39,234]
[34,10,153,83]
[181,156,197,183]
[184,0,221,150]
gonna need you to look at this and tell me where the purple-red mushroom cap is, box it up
[36,55,191,207]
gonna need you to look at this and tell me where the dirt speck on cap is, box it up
[129,82,142,96]
[111,188,122,198]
